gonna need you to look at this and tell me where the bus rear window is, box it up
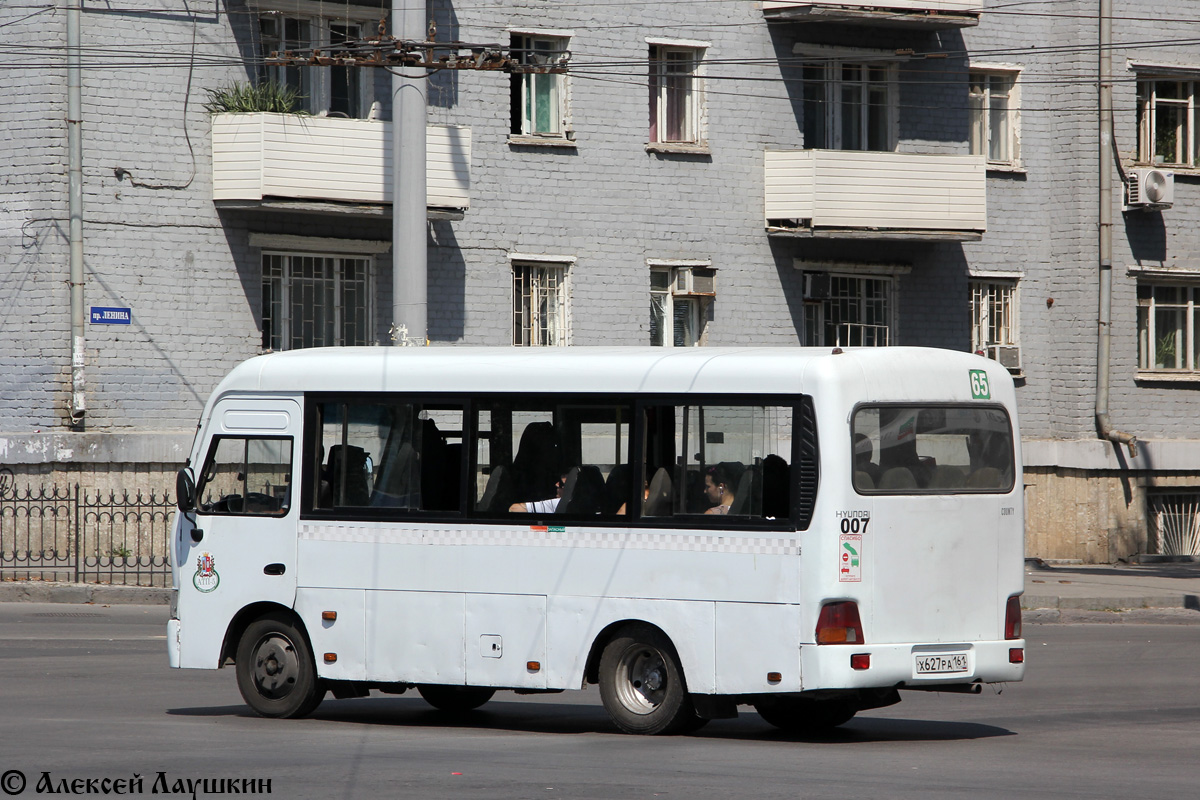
[852,405,1014,494]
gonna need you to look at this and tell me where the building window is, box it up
[802,273,893,347]
[1148,491,1200,556]
[649,45,703,144]
[650,265,714,347]
[970,279,1020,371]
[969,70,1020,165]
[513,261,568,346]
[1138,79,1200,166]
[259,8,374,117]
[1138,282,1200,371]
[802,61,894,151]
[262,252,372,351]
[510,34,569,137]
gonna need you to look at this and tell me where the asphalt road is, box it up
[1,603,1197,800]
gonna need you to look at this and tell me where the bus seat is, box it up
[761,454,790,519]
[511,421,561,502]
[559,465,605,514]
[854,470,876,491]
[326,444,371,506]
[370,442,418,507]
[878,467,917,491]
[966,467,1002,489]
[478,465,512,512]
[729,467,755,516]
[643,468,672,516]
[928,464,966,489]
[603,464,631,515]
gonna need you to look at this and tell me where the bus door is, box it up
[177,398,301,668]
[851,404,1015,646]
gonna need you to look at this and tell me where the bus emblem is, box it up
[193,552,220,593]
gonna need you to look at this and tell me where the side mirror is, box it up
[176,468,196,512]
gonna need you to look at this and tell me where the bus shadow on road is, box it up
[167,698,1014,743]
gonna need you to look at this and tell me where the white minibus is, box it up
[168,346,1024,735]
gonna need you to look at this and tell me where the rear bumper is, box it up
[800,639,1025,690]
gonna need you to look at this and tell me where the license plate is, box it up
[914,653,969,675]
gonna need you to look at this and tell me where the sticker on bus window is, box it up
[969,369,991,400]
[839,534,862,583]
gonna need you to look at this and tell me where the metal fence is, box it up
[0,482,174,586]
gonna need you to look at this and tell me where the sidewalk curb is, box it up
[1022,594,1200,612]
[0,582,170,605]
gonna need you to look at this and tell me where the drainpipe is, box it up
[67,0,86,428]
[390,0,427,346]
[1096,0,1135,458]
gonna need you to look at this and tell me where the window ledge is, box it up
[645,142,711,156]
[508,135,576,148]
[986,162,1026,175]
[1135,370,1200,383]
[1130,162,1200,177]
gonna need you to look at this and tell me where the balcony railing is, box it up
[764,149,986,240]
[762,1,979,28]
[211,112,470,211]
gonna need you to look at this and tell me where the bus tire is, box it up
[235,612,325,719]
[417,684,496,712]
[754,696,856,734]
[598,624,698,735]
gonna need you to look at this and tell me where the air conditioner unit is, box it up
[987,344,1022,373]
[1126,168,1174,210]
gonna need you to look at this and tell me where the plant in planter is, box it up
[203,81,308,114]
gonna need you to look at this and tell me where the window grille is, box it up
[1149,492,1200,556]
[262,253,371,351]
[513,262,568,346]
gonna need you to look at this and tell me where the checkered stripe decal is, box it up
[299,523,798,555]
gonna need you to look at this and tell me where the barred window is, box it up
[803,273,892,347]
[513,261,568,346]
[262,252,371,351]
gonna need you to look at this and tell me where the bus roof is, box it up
[209,346,1013,404]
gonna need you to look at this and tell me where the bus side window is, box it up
[196,436,291,516]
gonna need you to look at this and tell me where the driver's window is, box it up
[197,437,292,516]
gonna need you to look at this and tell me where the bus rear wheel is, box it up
[235,613,325,719]
[598,624,699,735]
[417,684,496,712]
[754,696,856,734]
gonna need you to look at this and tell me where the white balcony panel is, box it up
[762,1,979,27]
[764,150,986,235]
[212,113,470,210]
[764,0,977,10]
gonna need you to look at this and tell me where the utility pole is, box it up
[391,0,426,346]
[67,0,86,427]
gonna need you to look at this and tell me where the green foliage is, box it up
[1156,332,1178,369]
[203,81,307,114]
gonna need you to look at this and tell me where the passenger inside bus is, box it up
[704,463,740,515]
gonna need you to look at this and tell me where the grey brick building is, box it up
[3,0,1199,562]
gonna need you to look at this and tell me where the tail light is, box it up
[1005,595,1023,640]
[816,601,864,644]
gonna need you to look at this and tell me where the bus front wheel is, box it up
[235,613,325,719]
[598,624,698,735]
[417,684,496,712]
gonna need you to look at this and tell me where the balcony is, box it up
[764,149,986,241]
[762,1,979,29]
[211,113,470,215]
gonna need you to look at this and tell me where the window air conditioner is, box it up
[986,344,1022,373]
[1126,168,1174,210]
